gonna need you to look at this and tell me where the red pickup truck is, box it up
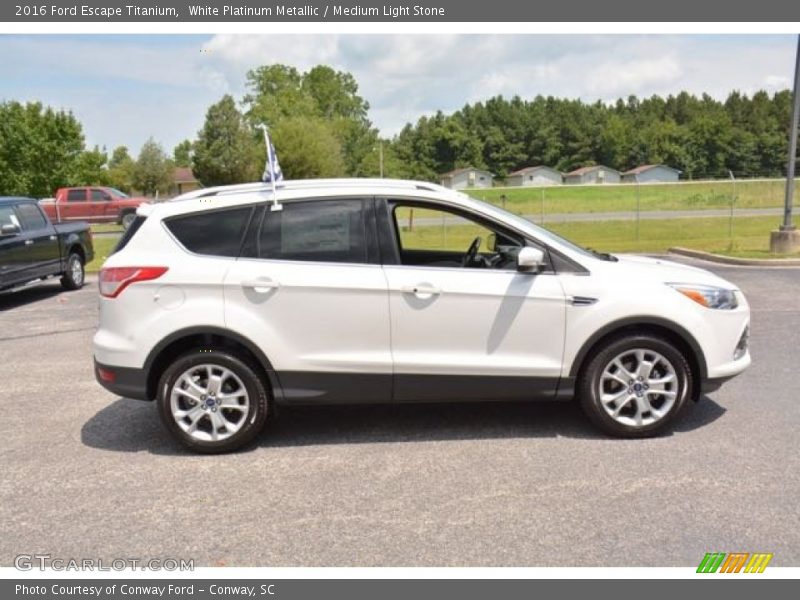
[40,187,148,229]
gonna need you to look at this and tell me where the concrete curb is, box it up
[668,246,800,266]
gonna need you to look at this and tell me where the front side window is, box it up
[257,199,367,264]
[165,206,252,257]
[0,206,19,230]
[91,189,111,201]
[390,202,524,270]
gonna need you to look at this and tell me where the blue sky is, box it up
[0,34,796,157]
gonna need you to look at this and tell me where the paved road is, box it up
[1,260,798,567]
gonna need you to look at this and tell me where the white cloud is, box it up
[585,56,683,96]
[0,34,796,154]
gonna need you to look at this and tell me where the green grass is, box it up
[468,178,796,216]
[90,223,123,233]
[86,236,119,273]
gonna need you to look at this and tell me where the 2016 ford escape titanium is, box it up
[93,179,751,453]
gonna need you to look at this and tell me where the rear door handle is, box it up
[241,278,280,293]
[400,284,441,297]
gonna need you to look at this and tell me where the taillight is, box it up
[99,266,168,298]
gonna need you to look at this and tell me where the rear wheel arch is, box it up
[143,327,281,403]
[570,317,706,397]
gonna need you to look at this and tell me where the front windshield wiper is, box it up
[587,248,619,262]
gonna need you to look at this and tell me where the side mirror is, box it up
[517,247,545,272]
[0,223,20,236]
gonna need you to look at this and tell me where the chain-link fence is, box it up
[464,177,797,257]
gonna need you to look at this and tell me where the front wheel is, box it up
[579,334,693,438]
[157,350,269,453]
[60,252,84,290]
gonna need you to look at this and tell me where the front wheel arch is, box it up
[570,318,706,400]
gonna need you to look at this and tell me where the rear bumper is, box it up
[94,359,150,401]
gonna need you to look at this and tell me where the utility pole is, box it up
[379,141,384,178]
[771,34,800,252]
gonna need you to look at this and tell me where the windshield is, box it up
[464,194,602,260]
[107,188,130,199]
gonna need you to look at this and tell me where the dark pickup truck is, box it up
[0,197,94,293]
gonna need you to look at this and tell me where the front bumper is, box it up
[94,359,150,401]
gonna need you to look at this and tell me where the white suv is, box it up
[93,179,751,453]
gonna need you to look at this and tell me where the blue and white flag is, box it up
[263,140,283,183]
[258,124,283,183]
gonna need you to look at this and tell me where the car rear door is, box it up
[380,198,567,402]
[224,198,392,404]
[60,189,89,221]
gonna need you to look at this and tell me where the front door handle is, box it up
[241,278,280,294]
[400,284,441,298]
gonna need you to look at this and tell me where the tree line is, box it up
[1,65,798,199]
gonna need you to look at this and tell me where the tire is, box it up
[121,212,136,230]
[157,350,269,454]
[578,334,693,438]
[60,252,85,290]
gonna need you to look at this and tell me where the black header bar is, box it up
[4,0,800,22]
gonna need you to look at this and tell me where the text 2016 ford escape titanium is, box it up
[93,179,750,453]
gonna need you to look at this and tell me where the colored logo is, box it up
[697,552,773,573]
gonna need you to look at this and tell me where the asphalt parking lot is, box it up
[1,258,799,567]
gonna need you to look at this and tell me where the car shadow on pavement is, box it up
[0,282,66,310]
[81,395,727,455]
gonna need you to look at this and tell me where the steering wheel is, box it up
[462,236,482,267]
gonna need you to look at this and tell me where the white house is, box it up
[564,165,621,185]
[506,166,563,187]
[439,167,494,190]
[622,164,682,183]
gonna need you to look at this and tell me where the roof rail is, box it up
[170,178,452,202]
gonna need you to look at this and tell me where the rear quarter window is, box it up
[165,206,253,257]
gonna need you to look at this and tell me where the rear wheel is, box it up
[579,334,693,437]
[60,252,84,290]
[157,350,269,453]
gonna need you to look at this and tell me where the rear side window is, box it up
[67,190,85,202]
[112,215,146,254]
[257,199,367,264]
[15,203,48,231]
[165,207,253,257]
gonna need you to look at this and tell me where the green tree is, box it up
[107,146,135,193]
[243,64,376,176]
[193,95,259,187]
[173,139,193,168]
[133,137,173,196]
[271,117,346,179]
[0,101,85,197]
[71,146,109,186]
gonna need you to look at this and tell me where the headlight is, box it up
[667,283,739,309]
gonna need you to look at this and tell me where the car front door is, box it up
[224,198,392,404]
[0,205,27,288]
[91,188,116,221]
[380,199,567,402]
[14,202,60,279]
